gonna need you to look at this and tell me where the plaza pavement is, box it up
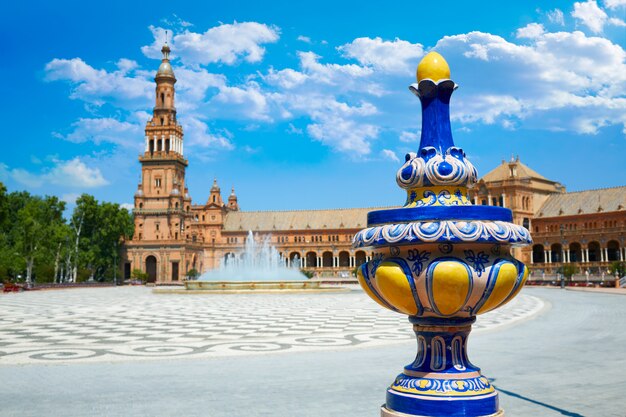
[0,287,541,364]
[0,287,624,416]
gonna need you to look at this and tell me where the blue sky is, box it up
[1,0,625,211]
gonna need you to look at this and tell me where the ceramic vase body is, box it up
[357,243,528,417]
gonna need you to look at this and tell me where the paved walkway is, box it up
[0,287,541,364]
[1,288,625,417]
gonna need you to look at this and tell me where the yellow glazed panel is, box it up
[375,262,418,315]
[357,267,393,311]
[477,263,517,314]
[431,261,470,316]
[498,265,529,308]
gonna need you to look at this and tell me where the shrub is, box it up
[131,268,148,282]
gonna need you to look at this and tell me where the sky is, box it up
[1,0,625,212]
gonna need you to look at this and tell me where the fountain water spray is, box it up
[198,231,306,282]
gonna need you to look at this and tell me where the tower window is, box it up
[161,93,165,105]
[155,178,162,188]
[160,117,164,126]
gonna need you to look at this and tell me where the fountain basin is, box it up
[183,279,346,293]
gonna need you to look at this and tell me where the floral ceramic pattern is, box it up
[353,220,532,248]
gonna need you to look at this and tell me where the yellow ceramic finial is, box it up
[417,52,450,82]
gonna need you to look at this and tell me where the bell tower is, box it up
[124,41,205,284]
[133,42,191,242]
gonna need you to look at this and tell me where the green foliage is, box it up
[560,263,579,279]
[34,264,56,283]
[131,268,148,282]
[186,268,200,279]
[0,183,134,284]
[72,194,134,281]
[0,186,66,284]
[76,268,93,283]
[609,261,626,277]
[300,269,314,279]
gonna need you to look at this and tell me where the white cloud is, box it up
[10,168,45,188]
[338,37,424,74]
[604,0,626,8]
[572,0,609,33]
[242,145,260,154]
[48,158,109,188]
[516,23,546,39]
[44,15,626,167]
[307,116,378,156]
[547,8,566,25]
[120,203,134,210]
[264,68,309,89]
[182,116,234,149]
[61,193,80,205]
[142,22,280,66]
[175,68,226,102]
[298,51,374,86]
[211,82,273,121]
[399,131,419,142]
[116,58,139,73]
[5,158,109,189]
[44,58,152,108]
[297,35,312,44]
[55,117,143,149]
[381,149,400,162]
[286,123,303,134]
[160,14,193,30]
[435,29,626,132]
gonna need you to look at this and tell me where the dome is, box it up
[211,178,220,192]
[157,61,174,77]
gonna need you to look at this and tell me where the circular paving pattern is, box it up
[0,287,544,364]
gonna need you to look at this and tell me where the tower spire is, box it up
[142,41,184,158]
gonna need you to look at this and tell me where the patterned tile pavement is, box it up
[0,287,544,364]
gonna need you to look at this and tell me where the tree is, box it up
[13,194,65,285]
[609,261,626,278]
[131,268,148,283]
[0,182,13,281]
[186,268,200,280]
[70,195,134,281]
[561,264,579,280]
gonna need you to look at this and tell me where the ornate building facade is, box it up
[469,158,626,276]
[122,45,626,283]
[122,44,376,283]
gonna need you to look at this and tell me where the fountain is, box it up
[184,231,324,292]
[352,52,531,416]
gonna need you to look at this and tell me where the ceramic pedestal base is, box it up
[382,317,501,417]
[381,406,505,417]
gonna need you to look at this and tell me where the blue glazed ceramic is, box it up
[353,52,531,417]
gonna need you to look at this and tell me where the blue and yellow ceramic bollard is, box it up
[353,52,532,417]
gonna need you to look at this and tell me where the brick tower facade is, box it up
[123,43,202,283]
